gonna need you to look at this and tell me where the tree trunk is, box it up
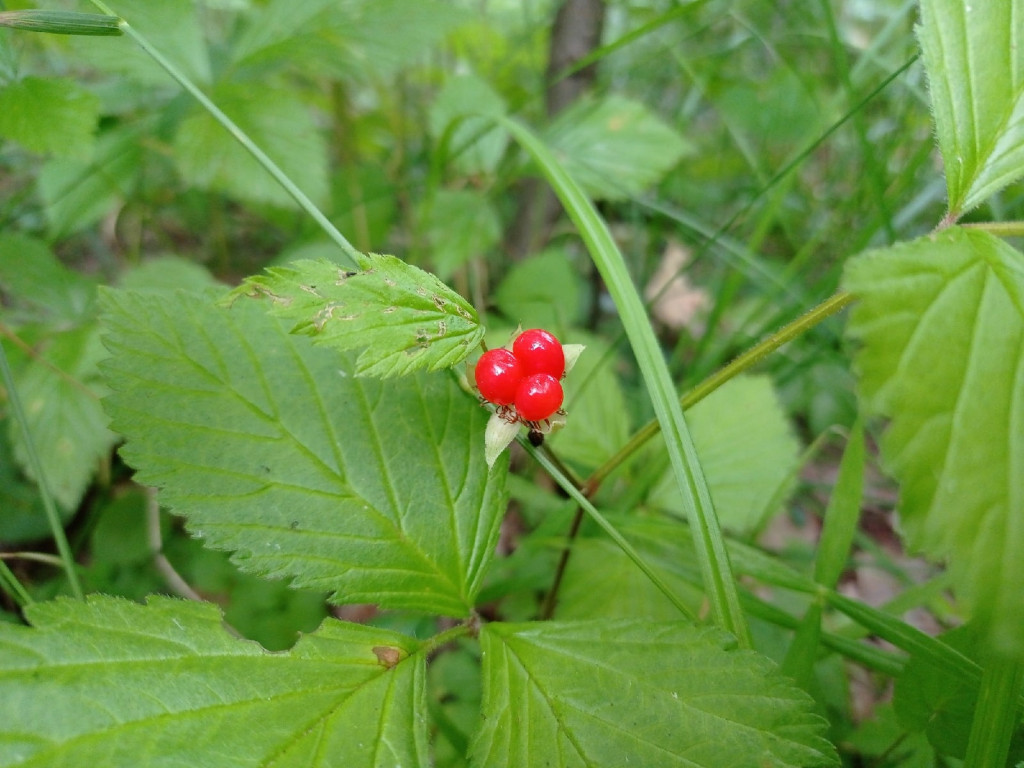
[505,0,606,259]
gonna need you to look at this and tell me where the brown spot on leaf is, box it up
[373,646,403,668]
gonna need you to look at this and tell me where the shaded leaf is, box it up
[100,289,504,616]
[918,0,1024,215]
[8,325,116,512]
[174,82,329,209]
[0,595,428,767]
[843,226,1024,657]
[68,0,211,86]
[650,375,801,535]
[0,77,98,159]
[543,94,692,201]
[419,190,501,281]
[493,247,585,335]
[471,619,838,767]
[429,74,508,176]
[233,254,484,378]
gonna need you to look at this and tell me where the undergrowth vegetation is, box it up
[0,1,1022,766]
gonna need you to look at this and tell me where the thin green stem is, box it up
[421,622,473,655]
[502,117,747,645]
[587,291,854,491]
[87,1,361,268]
[962,220,1024,237]
[963,654,1024,768]
[0,559,32,607]
[525,438,696,622]
[0,341,83,599]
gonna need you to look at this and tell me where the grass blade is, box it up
[501,116,749,646]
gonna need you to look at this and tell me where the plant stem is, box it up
[0,559,32,607]
[961,220,1024,237]
[587,290,854,492]
[0,341,83,599]
[525,439,697,621]
[540,507,585,620]
[87,1,362,269]
[963,653,1024,768]
[503,117,747,645]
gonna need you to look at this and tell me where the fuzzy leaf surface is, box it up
[543,94,691,201]
[233,255,484,378]
[0,595,428,767]
[919,0,1024,214]
[843,227,1024,656]
[471,620,838,767]
[100,289,505,616]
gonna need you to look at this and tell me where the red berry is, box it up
[474,348,524,406]
[514,373,563,421]
[513,329,565,378]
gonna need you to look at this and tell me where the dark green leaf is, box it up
[232,255,485,378]
[472,619,839,767]
[0,596,429,767]
[101,289,504,616]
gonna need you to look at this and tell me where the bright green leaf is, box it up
[174,82,329,209]
[233,254,485,378]
[471,619,839,767]
[429,74,508,176]
[918,0,1024,215]
[0,595,429,767]
[649,375,801,535]
[0,77,98,159]
[419,190,501,281]
[843,226,1024,657]
[542,94,692,201]
[100,289,504,616]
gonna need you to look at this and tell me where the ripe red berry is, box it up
[514,373,563,421]
[474,348,524,406]
[513,329,565,378]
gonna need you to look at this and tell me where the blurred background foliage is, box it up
[2,0,1020,762]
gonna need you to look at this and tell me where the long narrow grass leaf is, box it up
[501,116,749,645]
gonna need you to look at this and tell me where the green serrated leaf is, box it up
[843,226,1024,657]
[918,0,1024,215]
[0,595,428,767]
[542,94,692,201]
[471,619,839,767]
[174,82,329,209]
[100,289,504,616]
[233,255,485,378]
[0,77,99,159]
[650,375,801,535]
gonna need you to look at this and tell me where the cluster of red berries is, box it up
[474,329,565,422]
